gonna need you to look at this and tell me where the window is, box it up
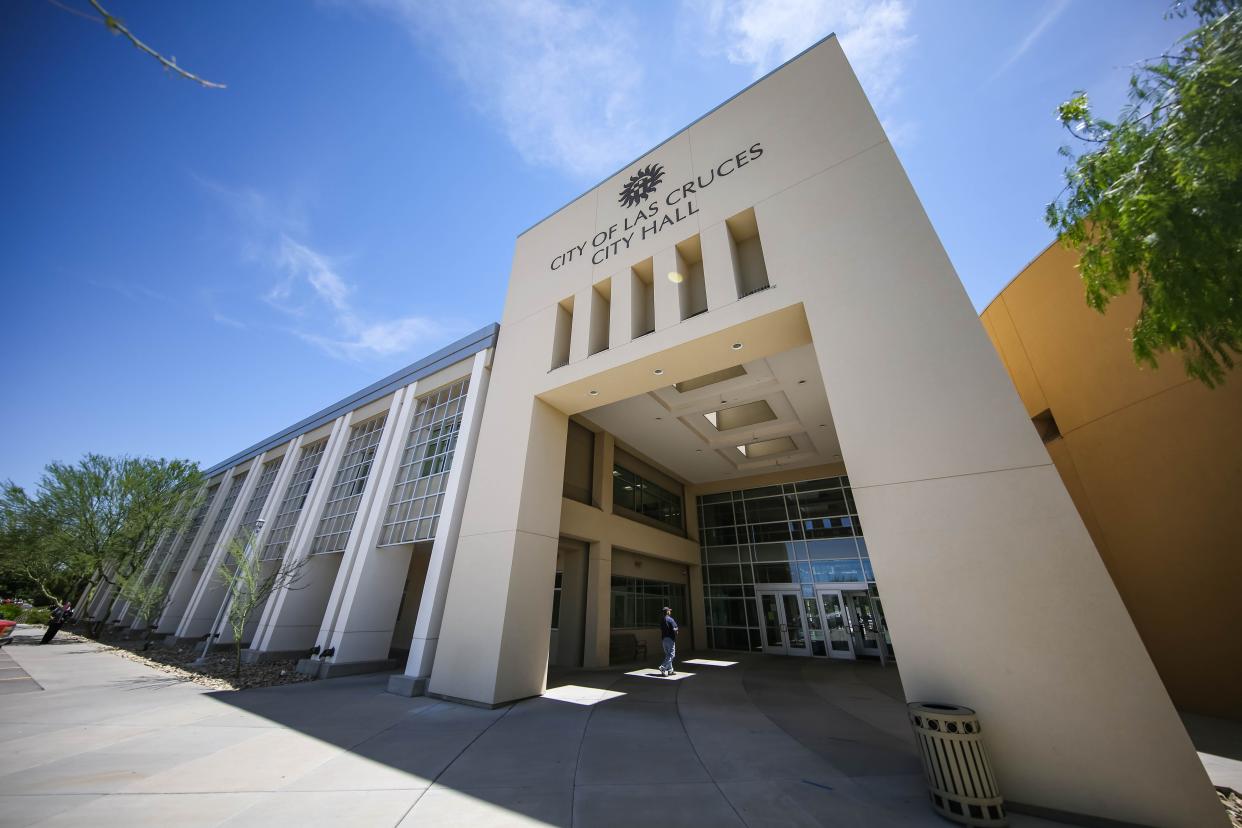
[610,575,687,630]
[169,481,220,570]
[193,471,247,569]
[550,571,563,630]
[1032,408,1062,443]
[612,465,683,531]
[699,476,869,651]
[563,421,595,504]
[379,379,469,546]
[233,458,282,543]
[311,415,387,555]
[262,440,327,561]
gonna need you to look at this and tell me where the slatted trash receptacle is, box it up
[908,702,1007,827]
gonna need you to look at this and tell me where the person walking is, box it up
[658,606,678,677]
[40,602,73,645]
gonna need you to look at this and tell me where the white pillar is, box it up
[158,480,229,634]
[568,286,592,364]
[250,415,351,655]
[309,385,417,671]
[177,455,268,639]
[700,220,740,311]
[608,269,633,350]
[582,541,612,669]
[388,350,492,696]
[653,247,683,331]
[216,439,300,646]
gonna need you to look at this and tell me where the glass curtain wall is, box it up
[261,440,328,561]
[699,475,872,651]
[310,414,388,555]
[378,378,469,546]
[193,471,247,570]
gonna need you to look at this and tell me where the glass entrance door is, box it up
[844,591,883,658]
[756,589,811,656]
[818,590,856,659]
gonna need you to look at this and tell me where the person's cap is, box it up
[662,606,672,612]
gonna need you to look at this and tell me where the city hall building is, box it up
[97,36,1225,827]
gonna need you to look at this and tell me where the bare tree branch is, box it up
[86,0,226,89]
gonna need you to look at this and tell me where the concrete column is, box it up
[700,220,740,311]
[177,456,268,639]
[216,439,300,647]
[249,416,351,656]
[308,386,417,675]
[158,481,228,634]
[568,286,592,364]
[389,351,492,696]
[653,247,682,331]
[582,541,612,669]
[688,563,706,651]
[425,382,564,706]
[608,268,633,350]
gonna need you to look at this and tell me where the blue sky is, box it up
[1,0,1195,489]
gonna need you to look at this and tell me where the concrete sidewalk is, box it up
[0,626,1233,827]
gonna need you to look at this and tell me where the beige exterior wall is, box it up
[982,242,1242,720]
[425,36,1223,825]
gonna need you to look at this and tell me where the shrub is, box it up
[23,608,52,626]
[0,605,22,621]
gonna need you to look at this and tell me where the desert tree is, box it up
[216,525,304,683]
[1047,0,1241,387]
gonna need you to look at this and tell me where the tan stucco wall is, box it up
[982,243,1242,720]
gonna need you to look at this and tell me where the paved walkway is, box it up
[0,626,1234,827]
[0,647,42,695]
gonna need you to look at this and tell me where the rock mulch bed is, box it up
[1221,787,1242,828]
[36,628,312,692]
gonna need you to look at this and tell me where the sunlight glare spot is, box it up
[542,684,626,705]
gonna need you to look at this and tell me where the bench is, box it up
[609,633,648,665]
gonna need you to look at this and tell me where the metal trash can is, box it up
[908,702,1007,827]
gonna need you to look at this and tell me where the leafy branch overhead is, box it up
[1046,0,1240,387]
[85,0,226,89]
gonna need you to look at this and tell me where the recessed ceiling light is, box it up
[655,416,663,420]
[653,368,664,375]
[797,379,806,385]
[695,449,703,453]
[731,342,743,350]
[819,423,827,427]
[589,390,599,396]
[667,271,684,283]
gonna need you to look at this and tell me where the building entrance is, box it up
[757,587,893,663]
[757,589,810,656]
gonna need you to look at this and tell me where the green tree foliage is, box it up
[0,455,201,632]
[1046,0,1241,387]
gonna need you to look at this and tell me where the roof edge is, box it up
[203,323,499,477]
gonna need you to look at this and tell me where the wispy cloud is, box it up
[354,0,667,180]
[992,0,1070,80]
[689,0,914,104]
[90,280,171,304]
[197,176,469,361]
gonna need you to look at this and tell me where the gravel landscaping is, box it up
[11,625,311,691]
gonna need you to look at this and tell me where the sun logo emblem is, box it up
[618,163,665,209]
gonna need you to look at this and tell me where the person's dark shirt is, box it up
[660,615,678,641]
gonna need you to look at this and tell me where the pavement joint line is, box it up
[394,697,517,826]
[671,665,750,826]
